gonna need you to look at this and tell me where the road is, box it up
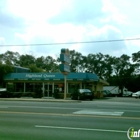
[0,97,140,140]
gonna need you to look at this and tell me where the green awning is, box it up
[4,72,99,82]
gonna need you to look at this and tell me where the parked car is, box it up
[102,90,112,97]
[123,91,133,97]
[71,89,94,100]
[132,91,140,98]
[0,88,10,98]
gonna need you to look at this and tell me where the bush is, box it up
[10,92,22,98]
[0,91,11,98]
[71,89,79,100]
[32,92,43,98]
[22,92,32,97]
[53,91,60,99]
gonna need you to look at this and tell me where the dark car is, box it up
[0,88,10,98]
[71,89,94,100]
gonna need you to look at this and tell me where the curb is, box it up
[0,98,81,103]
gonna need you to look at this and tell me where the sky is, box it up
[0,0,140,59]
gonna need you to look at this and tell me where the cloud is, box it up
[0,1,26,47]
[0,12,24,29]
[102,0,127,24]
[0,37,5,44]
[79,24,127,56]
[49,0,104,25]
[125,35,140,55]
[9,22,128,57]
[0,1,24,29]
[6,0,71,22]
[0,0,140,59]
[14,22,87,57]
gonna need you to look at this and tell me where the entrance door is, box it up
[44,83,52,97]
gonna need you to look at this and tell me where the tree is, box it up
[132,51,140,63]
[0,51,20,65]
[0,50,140,92]
[27,64,43,72]
[69,50,85,72]
[86,53,108,79]
[43,56,59,72]
[0,64,13,87]
[110,54,135,94]
[102,55,114,80]
[132,51,140,75]
[36,56,46,70]
[19,54,36,67]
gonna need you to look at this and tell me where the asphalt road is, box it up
[0,97,140,140]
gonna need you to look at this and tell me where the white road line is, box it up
[73,110,124,116]
[35,125,126,133]
[3,105,140,113]
[8,105,82,110]
[0,106,8,108]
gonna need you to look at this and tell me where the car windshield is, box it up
[79,89,91,92]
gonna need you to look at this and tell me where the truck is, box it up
[103,86,132,97]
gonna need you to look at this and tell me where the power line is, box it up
[0,37,140,47]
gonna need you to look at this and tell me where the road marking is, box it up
[0,110,139,120]
[73,110,124,116]
[0,106,8,108]
[9,105,82,110]
[35,125,126,133]
[3,105,140,113]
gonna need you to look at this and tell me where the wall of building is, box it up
[92,83,104,98]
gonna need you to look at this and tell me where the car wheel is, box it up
[77,95,80,100]
[77,96,79,100]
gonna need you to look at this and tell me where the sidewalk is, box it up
[0,97,81,103]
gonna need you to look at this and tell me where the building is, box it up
[13,66,30,73]
[4,72,109,98]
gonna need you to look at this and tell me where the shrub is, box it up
[0,91,11,98]
[32,92,43,98]
[53,91,60,99]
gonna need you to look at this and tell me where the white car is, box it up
[132,91,140,98]
[123,91,133,97]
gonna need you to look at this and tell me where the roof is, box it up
[13,66,30,70]
[4,72,99,82]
